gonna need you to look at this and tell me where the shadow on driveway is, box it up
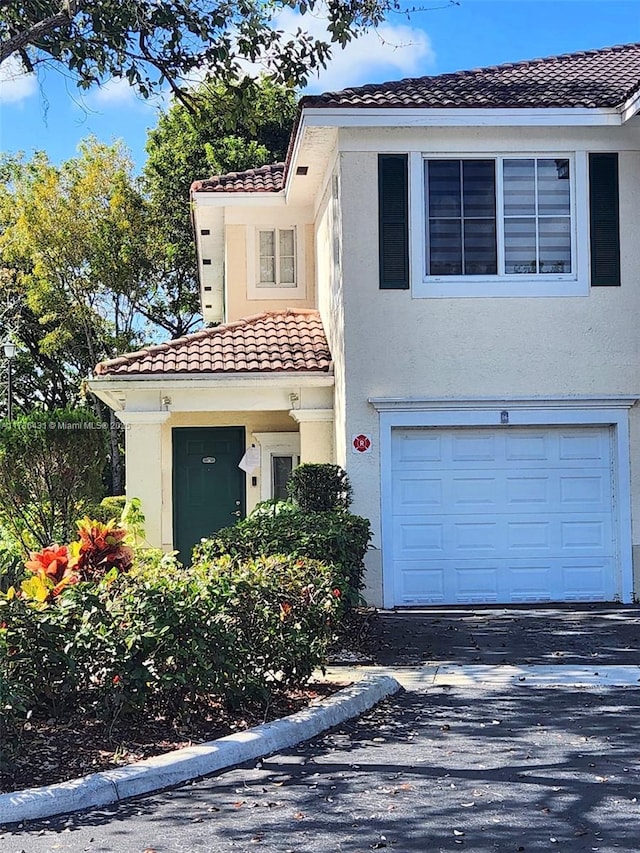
[365,604,640,666]
[8,686,640,852]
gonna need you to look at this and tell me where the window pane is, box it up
[259,230,275,283]
[279,229,295,284]
[537,158,570,216]
[504,217,537,274]
[427,160,461,217]
[503,159,535,216]
[464,219,497,274]
[280,255,295,284]
[259,230,275,256]
[272,456,293,501]
[279,229,294,256]
[462,160,496,218]
[539,217,572,273]
[259,257,275,283]
[429,219,462,275]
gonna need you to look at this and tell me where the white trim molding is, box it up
[372,397,637,608]
[288,408,334,423]
[409,150,590,299]
[115,411,171,426]
[301,107,622,129]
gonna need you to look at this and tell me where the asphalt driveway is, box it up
[6,682,640,852]
[364,605,640,666]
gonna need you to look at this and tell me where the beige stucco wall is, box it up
[336,124,640,604]
[225,219,316,322]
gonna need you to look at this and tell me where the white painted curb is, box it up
[0,674,401,826]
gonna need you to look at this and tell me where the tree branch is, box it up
[0,1,80,65]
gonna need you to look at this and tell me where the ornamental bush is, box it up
[0,547,342,757]
[287,463,353,512]
[195,502,371,609]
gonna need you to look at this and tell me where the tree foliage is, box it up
[0,139,149,407]
[0,0,397,105]
[0,408,107,552]
[142,77,298,336]
[0,139,151,492]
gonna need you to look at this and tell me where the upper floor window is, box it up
[258,228,296,287]
[425,157,573,279]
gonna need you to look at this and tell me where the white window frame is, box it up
[246,226,306,301]
[410,150,589,298]
[253,432,300,501]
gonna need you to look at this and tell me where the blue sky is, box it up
[1,0,638,174]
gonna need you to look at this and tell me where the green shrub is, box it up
[0,527,24,594]
[194,505,371,609]
[0,550,342,747]
[287,463,353,512]
[90,496,127,524]
[0,408,108,551]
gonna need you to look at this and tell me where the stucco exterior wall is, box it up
[225,215,316,322]
[336,125,640,604]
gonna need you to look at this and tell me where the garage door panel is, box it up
[392,473,443,512]
[559,431,610,461]
[561,560,615,600]
[394,521,444,555]
[392,431,442,464]
[394,513,612,558]
[394,557,616,606]
[559,475,608,506]
[390,426,617,605]
[560,519,611,551]
[451,433,497,461]
[507,521,551,549]
[505,432,550,461]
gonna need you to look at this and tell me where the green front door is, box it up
[172,427,245,563]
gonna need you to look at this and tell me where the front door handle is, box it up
[231,510,242,517]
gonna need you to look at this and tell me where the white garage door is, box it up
[390,426,618,605]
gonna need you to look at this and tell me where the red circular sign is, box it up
[353,434,371,453]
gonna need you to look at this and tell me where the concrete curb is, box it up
[0,674,401,826]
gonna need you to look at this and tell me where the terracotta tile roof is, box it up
[94,310,331,376]
[301,42,640,110]
[191,163,285,194]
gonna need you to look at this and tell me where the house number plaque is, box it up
[202,456,216,464]
[500,411,509,424]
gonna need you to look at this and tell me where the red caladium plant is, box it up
[69,518,134,580]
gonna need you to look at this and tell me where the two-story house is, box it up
[90,42,640,608]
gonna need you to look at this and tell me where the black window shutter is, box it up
[589,153,620,286]
[378,154,409,289]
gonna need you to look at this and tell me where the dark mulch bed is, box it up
[0,684,342,795]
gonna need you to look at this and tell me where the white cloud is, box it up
[0,55,37,104]
[181,10,435,96]
[272,9,436,93]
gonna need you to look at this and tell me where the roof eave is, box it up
[620,87,640,122]
[89,371,334,388]
[300,105,624,128]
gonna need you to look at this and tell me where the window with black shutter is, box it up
[589,153,621,287]
[378,154,409,289]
